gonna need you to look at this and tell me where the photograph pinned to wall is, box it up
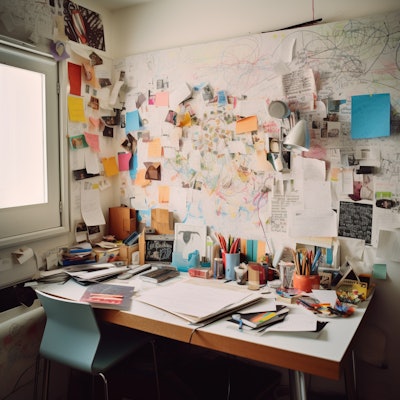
[174,223,207,260]
[145,162,161,180]
[69,134,88,150]
[88,225,102,243]
[103,125,114,138]
[75,221,88,243]
[63,0,105,51]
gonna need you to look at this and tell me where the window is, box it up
[0,42,68,247]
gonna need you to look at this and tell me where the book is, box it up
[64,263,129,285]
[80,283,135,310]
[235,305,289,329]
[140,267,180,283]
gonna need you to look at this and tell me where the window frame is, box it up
[0,40,69,249]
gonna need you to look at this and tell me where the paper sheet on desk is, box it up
[137,280,263,324]
[262,307,317,333]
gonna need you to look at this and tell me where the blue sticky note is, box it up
[351,93,390,139]
[126,110,142,132]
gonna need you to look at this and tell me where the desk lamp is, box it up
[283,119,310,152]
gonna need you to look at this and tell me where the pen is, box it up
[232,314,243,330]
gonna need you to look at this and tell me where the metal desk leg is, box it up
[289,369,307,400]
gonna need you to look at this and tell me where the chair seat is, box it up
[34,290,160,400]
[92,322,153,374]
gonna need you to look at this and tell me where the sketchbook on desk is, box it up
[232,305,289,329]
[80,283,135,310]
[137,280,263,324]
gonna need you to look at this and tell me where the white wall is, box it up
[110,0,400,58]
[107,1,400,399]
[0,0,116,271]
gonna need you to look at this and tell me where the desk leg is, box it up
[289,369,307,400]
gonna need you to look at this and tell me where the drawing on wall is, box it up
[63,0,105,51]
[117,11,400,246]
[174,224,207,260]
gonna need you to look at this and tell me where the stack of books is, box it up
[59,242,95,266]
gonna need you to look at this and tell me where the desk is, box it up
[38,274,372,400]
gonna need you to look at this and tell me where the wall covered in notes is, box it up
[114,11,400,253]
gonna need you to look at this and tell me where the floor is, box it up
[67,338,347,400]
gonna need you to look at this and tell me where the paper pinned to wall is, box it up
[351,93,390,139]
[288,208,338,238]
[376,229,400,262]
[68,96,86,122]
[80,186,106,226]
[12,247,34,264]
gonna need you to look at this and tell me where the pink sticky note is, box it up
[118,152,132,171]
[155,91,169,107]
[84,132,100,152]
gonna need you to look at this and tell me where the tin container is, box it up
[214,258,224,279]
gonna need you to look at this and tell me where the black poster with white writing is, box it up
[338,201,373,244]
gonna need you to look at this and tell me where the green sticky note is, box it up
[372,264,387,280]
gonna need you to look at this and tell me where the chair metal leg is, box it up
[33,355,41,400]
[150,340,161,400]
[41,359,50,400]
[98,372,109,400]
[289,369,307,400]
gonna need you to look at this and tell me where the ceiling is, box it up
[95,0,153,11]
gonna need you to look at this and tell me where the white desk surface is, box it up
[37,272,371,381]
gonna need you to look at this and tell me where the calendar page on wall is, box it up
[114,11,400,249]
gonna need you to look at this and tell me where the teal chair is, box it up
[34,290,160,400]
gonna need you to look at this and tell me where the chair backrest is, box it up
[36,290,101,373]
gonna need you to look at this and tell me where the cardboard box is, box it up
[118,244,139,264]
[151,208,174,234]
[109,207,137,240]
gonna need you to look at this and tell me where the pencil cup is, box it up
[292,273,320,293]
[224,253,240,281]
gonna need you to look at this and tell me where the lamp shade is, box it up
[283,119,310,151]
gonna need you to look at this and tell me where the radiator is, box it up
[0,300,45,400]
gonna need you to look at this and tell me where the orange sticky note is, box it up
[148,138,162,158]
[236,115,258,134]
[134,169,151,187]
[102,157,119,177]
[158,186,170,203]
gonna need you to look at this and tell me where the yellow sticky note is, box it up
[102,157,119,177]
[179,112,192,127]
[67,95,86,122]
